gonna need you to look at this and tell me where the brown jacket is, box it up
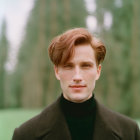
[12,97,140,140]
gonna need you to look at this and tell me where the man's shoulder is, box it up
[95,99,140,138]
[12,98,61,140]
[96,99,137,126]
[20,99,59,126]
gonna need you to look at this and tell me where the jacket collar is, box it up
[36,97,122,140]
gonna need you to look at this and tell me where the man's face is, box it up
[54,44,101,103]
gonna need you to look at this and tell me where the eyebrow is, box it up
[80,61,94,64]
[65,61,95,66]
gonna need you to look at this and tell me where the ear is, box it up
[95,64,101,80]
[54,65,60,80]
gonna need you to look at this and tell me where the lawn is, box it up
[137,120,140,128]
[0,109,140,140]
[0,109,41,140]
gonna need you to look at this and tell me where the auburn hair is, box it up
[48,28,106,66]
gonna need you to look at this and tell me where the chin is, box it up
[68,94,89,103]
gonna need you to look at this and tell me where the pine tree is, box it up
[0,20,8,108]
[13,0,87,108]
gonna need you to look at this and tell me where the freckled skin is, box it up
[55,44,101,103]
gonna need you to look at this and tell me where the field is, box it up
[0,109,41,140]
[0,109,140,140]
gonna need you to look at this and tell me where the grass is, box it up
[137,120,140,127]
[0,109,41,140]
[0,109,140,140]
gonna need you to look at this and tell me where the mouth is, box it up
[69,85,86,88]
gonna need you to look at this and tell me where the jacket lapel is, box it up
[93,99,122,140]
[36,97,71,140]
[43,107,71,140]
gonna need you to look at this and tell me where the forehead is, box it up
[68,44,96,63]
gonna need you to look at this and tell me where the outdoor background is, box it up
[0,0,140,139]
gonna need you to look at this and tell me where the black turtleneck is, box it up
[60,94,96,140]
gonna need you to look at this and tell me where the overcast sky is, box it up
[0,0,34,72]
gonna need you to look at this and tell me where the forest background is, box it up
[0,0,140,120]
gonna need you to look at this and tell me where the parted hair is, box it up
[48,28,106,66]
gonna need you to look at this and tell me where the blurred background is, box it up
[0,0,140,139]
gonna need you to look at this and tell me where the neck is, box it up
[60,94,96,117]
[63,94,93,103]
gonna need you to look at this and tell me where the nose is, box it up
[73,67,82,83]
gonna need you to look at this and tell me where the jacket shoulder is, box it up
[96,100,140,139]
[98,102,137,126]
[12,99,60,140]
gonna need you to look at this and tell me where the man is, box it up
[12,28,140,140]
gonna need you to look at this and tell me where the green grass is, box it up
[0,109,140,140]
[0,109,41,140]
[137,120,140,128]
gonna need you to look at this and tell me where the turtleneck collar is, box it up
[60,94,96,117]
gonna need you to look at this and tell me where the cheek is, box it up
[59,73,72,91]
[86,72,97,89]
[59,72,72,82]
[84,71,97,80]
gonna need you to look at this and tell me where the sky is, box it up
[85,0,112,33]
[0,0,34,72]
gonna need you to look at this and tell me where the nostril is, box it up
[73,78,82,83]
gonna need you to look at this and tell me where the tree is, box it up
[0,20,8,108]
[13,0,87,108]
[129,0,140,117]
[94,0,140,117]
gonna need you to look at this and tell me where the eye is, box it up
[63,63,73,69]
[81,63,93,68]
